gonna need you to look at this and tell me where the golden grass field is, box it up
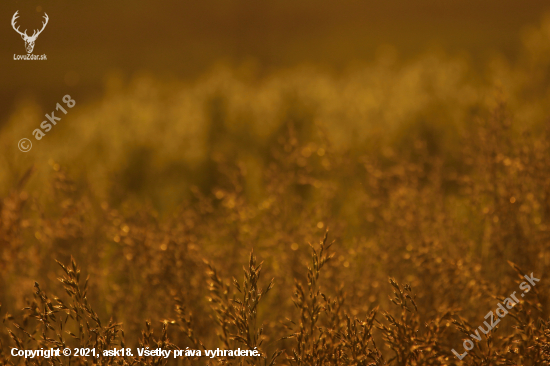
[2,5,550,366]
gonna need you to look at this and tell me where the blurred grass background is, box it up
[2,0,550,212]
[2,0,550,121]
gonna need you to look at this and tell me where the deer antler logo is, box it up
[12,11,49,54]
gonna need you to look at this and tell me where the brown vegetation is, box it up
[2,13,550,366]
